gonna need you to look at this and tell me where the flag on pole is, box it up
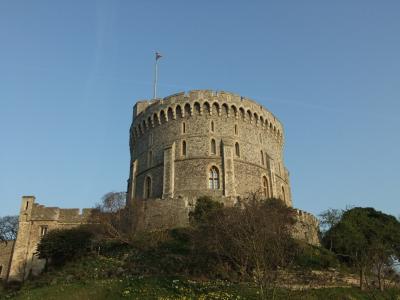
[156,52,162,60]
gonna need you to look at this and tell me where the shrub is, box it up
[295,243,340,269]
[36,226,94,267]
[189,196,223,226]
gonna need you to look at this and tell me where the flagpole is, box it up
[153,52,162,99]
[153,57,158,99]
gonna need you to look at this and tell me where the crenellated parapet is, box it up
[130,90,285,148]
[292,208,320,246]
[293,208,320,226]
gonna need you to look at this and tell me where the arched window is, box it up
[211,139,216,155]
[261,150,264,165]
[167,107,174,120]
[262,176,270,198]
[194,102,201,115]
[147,151,153,167]
[209,166,219,190]
[235,142,240,157]
[210,120,214,132]
[182,140,187,156]
[144,176,152,198]
[176,105,182,118]
[182,122,186,133]
[282,186,286,203]
[184,103,191,116]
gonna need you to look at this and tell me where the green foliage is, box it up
[36,226,94,267]
[323,207,400,290]
[123,228,209,277]
[324,207,400,266]
[189,196,223,225]
[296,243,340,270]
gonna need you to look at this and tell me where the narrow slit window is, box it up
[263,176,270,198]
[211,139,216,155]
[182,141,187,156]
[144,176,152,199]
[182,122,186,133]
[235,142,240,157]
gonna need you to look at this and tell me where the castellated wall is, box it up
[0,241,14,281]
[292,209,320,246]
[127,90,291,208]
[7,196,93,282]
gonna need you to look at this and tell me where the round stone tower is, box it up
[127,90,292,212]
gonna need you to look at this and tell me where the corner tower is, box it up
[127,90,292,216]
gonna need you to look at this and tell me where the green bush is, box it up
[189,196,223,226]
[36,226,94,267]
[296,243,340,269]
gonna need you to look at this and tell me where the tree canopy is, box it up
[324,207,400,290]
[0,215,18,242]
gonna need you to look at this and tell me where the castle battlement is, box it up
[293,208,320,226]
[131,90,284,146]
[20,196,93,222]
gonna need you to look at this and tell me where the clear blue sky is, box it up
[1,1,399,218]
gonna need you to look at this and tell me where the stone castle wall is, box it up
[133,196,320,246]
[292,209,320,246]
[0,241,14,280]
[127,90,292,208]
[7,196,93,282]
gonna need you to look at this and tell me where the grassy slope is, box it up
[2,277,400,300]
[1,254,399,300]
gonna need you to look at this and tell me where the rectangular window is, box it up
[40,226,48,237]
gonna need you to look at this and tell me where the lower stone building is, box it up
[0,241,14,281]
[6,196,92,282]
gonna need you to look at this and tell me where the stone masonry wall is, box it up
[127,90,291,208]
[7,196,93,282]
[0,241,14,280]
[292,209,320,246]
[133,196,320,246]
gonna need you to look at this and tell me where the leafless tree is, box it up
[0,215,18,243]
[89,192,133,245]
[193,194,298,299]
